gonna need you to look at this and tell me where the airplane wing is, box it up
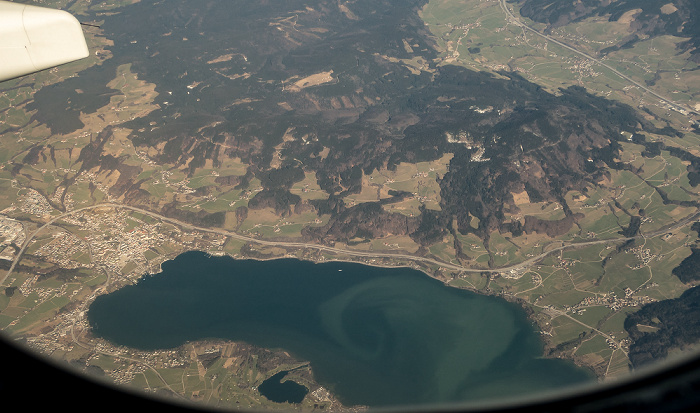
[0,1,89,82]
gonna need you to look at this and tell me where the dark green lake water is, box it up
[87,251,593,407]
[258,370,309,403]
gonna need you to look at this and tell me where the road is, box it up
[3,202,699,287]
[497,0,699,118]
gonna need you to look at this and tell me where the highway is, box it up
[3,202,699,287]
[497,0,699,118]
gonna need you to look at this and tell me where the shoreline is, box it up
[2,203,628,372]
[6,201,685,407]
[80,246,597,410]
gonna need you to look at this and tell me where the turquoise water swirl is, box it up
[87,251,592,407]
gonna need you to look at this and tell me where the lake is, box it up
[258,370,309,403]
[87,251,593,407]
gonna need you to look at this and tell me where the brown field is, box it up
[287,71,335,91]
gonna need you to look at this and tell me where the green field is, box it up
[421,0,700,139]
